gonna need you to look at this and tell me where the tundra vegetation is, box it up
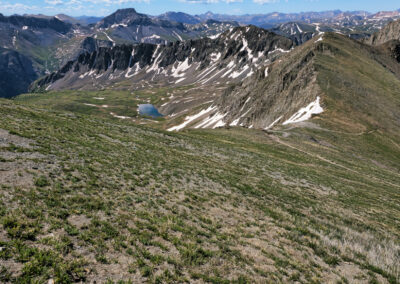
[0,94,399,283]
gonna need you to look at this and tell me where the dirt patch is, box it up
[0,128,35,149]
[68,215,91,229]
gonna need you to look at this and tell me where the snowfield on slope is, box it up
[283,96,323,125]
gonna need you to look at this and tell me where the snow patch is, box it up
[230,118,240,126]
[171,58,191,78]
[103,32,114,43]
[264,67,269,78]
[175,77,186,84]
[195,112,226,129]
[173,31,183,41]
[295,24,303,33]
[110,112,130,119]
[268,47,291,55]
[209,33,221,39]
[283,96,323,125]
[168,106,216,131]
[210,52,221,63]
[126,62,140,78]
[265,116,282,130]
[229,65,249,79]
[111,23,128,28]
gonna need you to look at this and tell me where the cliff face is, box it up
[366,19,400,45]
[32,26,294,91]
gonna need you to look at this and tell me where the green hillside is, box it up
[0,94,399,282]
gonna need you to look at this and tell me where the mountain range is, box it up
[0,6,400,283]
[28,16,400,133]
[0,8,399,98]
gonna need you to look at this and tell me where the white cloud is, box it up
[180,0,243,3]
[253,0,281,3]
[45,0,64,5]
[0,2,38,11]
[83,0,149,3]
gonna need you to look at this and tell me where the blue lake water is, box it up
[138,104,163,118]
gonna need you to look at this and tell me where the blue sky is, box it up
[0,0,399,17]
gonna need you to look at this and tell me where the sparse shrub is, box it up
[0,266,12,282]
[2,216,39,240]
[34,176,49,187]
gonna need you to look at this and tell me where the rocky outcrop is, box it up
[366,19,400,45]
[377,40,400,62]
[79,37,114,55]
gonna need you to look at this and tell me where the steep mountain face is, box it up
[33,26,294,92]
[0,48,37,98]
[166,33,400,132]
[366,19,400,45]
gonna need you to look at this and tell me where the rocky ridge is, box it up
[33,26,294,91]
[167,32,400,131]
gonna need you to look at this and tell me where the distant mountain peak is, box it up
[96,8,146,28]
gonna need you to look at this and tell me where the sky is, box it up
[0,0,399,17]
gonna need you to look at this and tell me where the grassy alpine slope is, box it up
[0,33,400,283]
[0,96,399,283]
